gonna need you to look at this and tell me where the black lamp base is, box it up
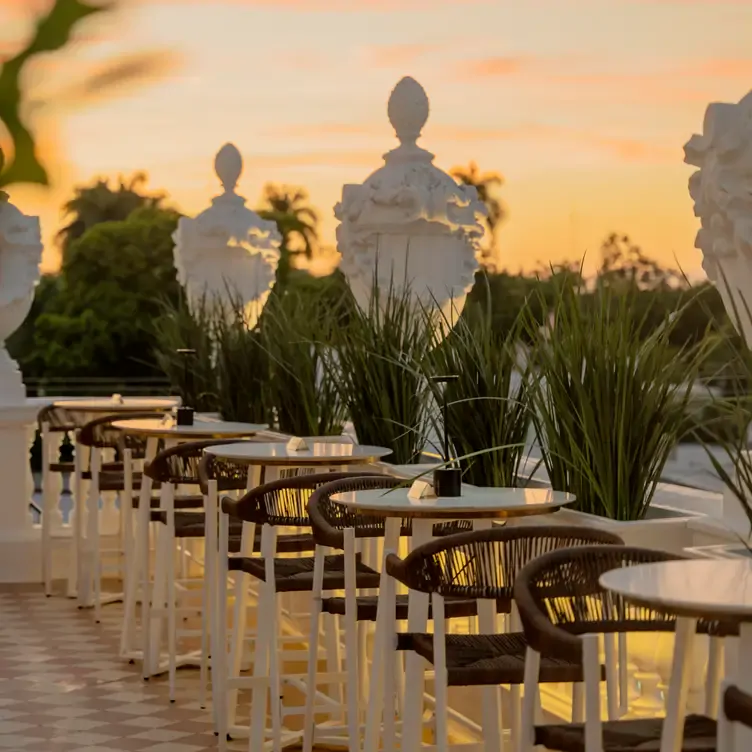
[176,406,194,426]
[433,467,461,498]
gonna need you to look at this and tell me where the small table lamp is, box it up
[431,375,461,497]
[176,348,196,426]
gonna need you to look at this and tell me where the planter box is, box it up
[722,484,752,542]
[511,504,705,554]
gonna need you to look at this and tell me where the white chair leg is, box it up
[41,423,53,596]
[119,448,136,658]
[705,636,723,718]
[432,594,449,752]
[572,683,585,723]
[166,486,177,702]
[343,528,361,752]
[583,634,604,752]
[269,595,283,752]
[519,647,541,752]
[659,617,697,752]
[303,547,325,752]
[215,491,229,751]
[227,520,254,729]
[382,545,399,752]
[604,633,619,720]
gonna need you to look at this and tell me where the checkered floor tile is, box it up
[0,589,262,751]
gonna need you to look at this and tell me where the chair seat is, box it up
[228,553,381,593]
[534,714,716,752]
[49,462,75,473]
[134,494,204,510]
[99,471,143,491]
[400,632,600,686]
[321,594,509,622]
[50,461,122,476]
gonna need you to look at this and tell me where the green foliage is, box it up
[525,276,712,521]
[213,312,270,425]
[57,173,163,260]
[328,284,434,464]
[0,0,105,188]
[427,299,532,487]
[24,206,180,378]
[260,286,347,437]
[153,294,219,413]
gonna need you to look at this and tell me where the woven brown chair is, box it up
[221,471,388,590]
[302,474,485,752]
[307,474,477,622]
[513,545,735,752]
[216,471,390,744]
[718,682,752,752]
[78,411,167,489]
[383,526,625,752]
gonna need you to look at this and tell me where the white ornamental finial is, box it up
[388,76,429,146]
[173,144,281,329]
[335,76,486,342]
[215,142,243,196]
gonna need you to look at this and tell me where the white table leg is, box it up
[733,623,752,751]
[399,518,433,752]
[363,517,400,752]
[659,616,697,752]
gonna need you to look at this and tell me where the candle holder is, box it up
[176,348,196,426]
[431,374,461,497]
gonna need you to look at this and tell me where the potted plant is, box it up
[260,287,347,437]
[154,293,218,413]
[328,283,433,465]
[523,275,711,550]
[426,302,534,487]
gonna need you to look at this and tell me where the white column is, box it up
[0,403,43,582]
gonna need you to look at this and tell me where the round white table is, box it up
[204,441,392,469]
[112,416,268,439]
[601,560,752,752]
[334,485,575,752]
[54,396,180,414]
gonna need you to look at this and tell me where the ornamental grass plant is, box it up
[328,282,433,464]
[427,301,532,487]
[260,288,347,437]
[525,275,711,521]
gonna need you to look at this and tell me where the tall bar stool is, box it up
[216,471,373,751]
[139,438,251,697]
[382,526,625,752]
[38,404,83,597]
[514,545,734,752]
[304,474,482,752]
[76,411,165,619]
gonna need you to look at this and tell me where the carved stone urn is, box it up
[173,143,282,329]
[684,90,752,344]
[685,90,752,539]
[0,192,42,405]
[334,76,486,338]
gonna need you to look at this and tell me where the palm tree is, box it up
[256,184,319,286]
[57,173,163,260]
[451,161,505,272]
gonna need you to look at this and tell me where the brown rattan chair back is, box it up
[307,474,403,548]
[514,545,692,663]
[222,471,365,528]
[197,443,272,495]
[386,526,624,605]
[37,404,80,432]
[145,438,257,486]
[723,683,752,728]
[78,412,166,458]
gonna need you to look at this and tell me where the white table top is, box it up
[204,441,391,466]
[112,416,268,438]
[331,486,575,520]
[54,397,179,413]
[600,560,752,619]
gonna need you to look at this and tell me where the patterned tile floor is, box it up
[0,587,250,752]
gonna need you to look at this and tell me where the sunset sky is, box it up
[2,0,751,276]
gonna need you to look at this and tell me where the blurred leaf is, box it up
[0,0,108,188]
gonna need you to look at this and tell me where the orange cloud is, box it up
[246,149,379,168]
[269,121,675,163]
[457,57,530,78]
